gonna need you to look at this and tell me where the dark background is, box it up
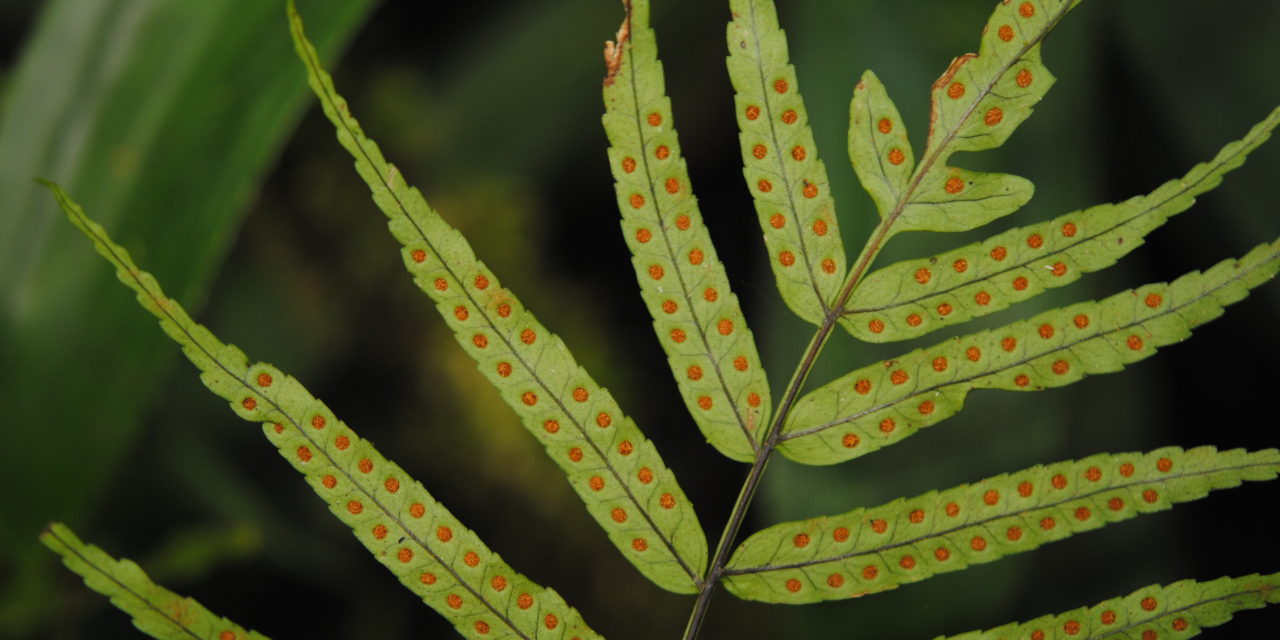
[1,0,1278,638]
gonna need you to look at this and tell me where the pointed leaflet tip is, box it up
[47,183,602,639]
[42,523,271,640]
[781,239,1280,465]
[723,447,1280,604]
[842,105,1280,343]
[290,1,707,592]
[602,0,771,462]
[848,70,915,220]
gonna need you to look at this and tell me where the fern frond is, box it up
[937,573,1280,640]
[41,523,269,640]
[602,0,771,463]
[843,105,1280,342]
[780,239,1280,465]
[289,2,706,593]
[881,0,1083,237]
[727,0,848,325]
[722,447,1279,603]
[44,182,601,640]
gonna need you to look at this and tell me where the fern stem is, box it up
[683,222,891,639]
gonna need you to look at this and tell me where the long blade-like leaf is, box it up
[0,0,376,559]
[881,0,1083,237]
[45,183,601,640]
[602,0,771,462]
[723,447,1279,603]
[726,0,848,325]
[781,240,1280,465]
[937,573,1280,640]
[290,2,706,593]
[843,106,1280,342]
[41,523,270,640]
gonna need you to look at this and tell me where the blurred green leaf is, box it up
[0,0,376,572]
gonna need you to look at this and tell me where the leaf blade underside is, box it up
[726,0,848,325]
[779,239,1280,465]
[45,182,600,640]
[41,523,269,640]
[602,0,772,463]
[879,0,1085,239]
[936,573,1280,640]
[843,105,1280,342]
[289,2,706,593]
[847,69,916,221]
[723,447,1280,604]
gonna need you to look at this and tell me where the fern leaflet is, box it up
[937,573,1280,640]
[727,0,848,324]
[847,70,916,222]
[41,523,268,640]
[723,447,1279,603]
[44,182,601,640]
[780,239,1280,465]
[843,106,1280,342]
[602,0,771,462]
[290,1,707,593]
[871,0,1081,238]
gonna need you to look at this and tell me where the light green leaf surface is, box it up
[781,240,1280,465]
[938,572,1280,640]
[724,447,1279,604]
[886,0,1084,236]
[0,0,377,559]
[843,105,1280,342]
[726,0,848,325]
[847,70,915,220]
[602,0,771,462]
[291,2,706,593]
[46,182,601,640]
[41,523,269,640]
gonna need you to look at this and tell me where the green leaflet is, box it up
[726,0,848,325]
[723,447,1280,604]
[843,105,1280,342]
[41,523,269,640]
[289,2,706,593]
[847,70,915,220]
[45,183,600,640]
[883,0,1085,236]
[602,0,771,462]
[780,240,1280,465]
[937,572,1280,640]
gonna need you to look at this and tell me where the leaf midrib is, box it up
[844,127,1265,315]
[620,17,760,460]
[742,0,829,313]
[724,459,1275,575]
[295,15,701,590]
[75,202,533,638]
[783,244,1279,441]
[44,527,208,640]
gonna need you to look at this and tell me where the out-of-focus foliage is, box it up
[0,0,376,634]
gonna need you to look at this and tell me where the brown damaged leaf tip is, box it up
[931,53,977,92]
[928,53,977,142]
[603,0,633,86]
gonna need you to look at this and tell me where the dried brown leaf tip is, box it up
[603,0,633,86]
